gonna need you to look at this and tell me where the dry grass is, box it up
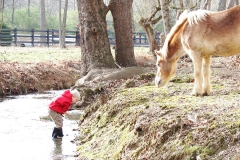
[0,46,81,63]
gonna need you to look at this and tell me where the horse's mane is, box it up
[161,10,211,58]
[187,9,212,26]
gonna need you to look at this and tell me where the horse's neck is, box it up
[167,44,186,61]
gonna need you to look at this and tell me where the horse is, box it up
[155,6,240,96]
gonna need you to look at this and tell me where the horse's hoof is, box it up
[191,92,203,96]
[202,92,210,96]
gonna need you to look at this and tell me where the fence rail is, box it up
[0,28,160,47]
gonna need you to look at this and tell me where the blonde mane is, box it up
[187,10,212,26]
[161,10,211,58]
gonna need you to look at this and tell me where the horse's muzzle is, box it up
[155,76,164,87]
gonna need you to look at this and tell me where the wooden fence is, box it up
[0,28,161,47]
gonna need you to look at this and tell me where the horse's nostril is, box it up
[158,79,162,85]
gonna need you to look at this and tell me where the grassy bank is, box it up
[76,81,240,159]
[74,56,240,159]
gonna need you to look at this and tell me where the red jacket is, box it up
[48,90,72,114]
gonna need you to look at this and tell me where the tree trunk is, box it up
[12,0,14,24]
[160,0,171,35]
[59,0,68,48]
[218,0,227,11]
[62,0,68,47]
[109,0,137,67]
[235,0,239,5]
[197,0,202,9]
[0,0,3,11]
[59,0,62,47]
[138,18,159,55]
[28,0,30,16]
[176,0,184,20]
[227,0,236,8]
[40,0,47,46]
[77,0,116,76]
[0,0,4,25]
[202,0,212,9]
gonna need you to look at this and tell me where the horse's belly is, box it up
[206,44,240,57]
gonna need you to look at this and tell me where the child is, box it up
[48,89,80,139]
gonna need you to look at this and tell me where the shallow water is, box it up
[0,91,82,160]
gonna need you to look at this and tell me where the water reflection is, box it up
[52,139,63,160]
[0,91,81,160]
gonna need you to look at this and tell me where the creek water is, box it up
[0,90,82,160]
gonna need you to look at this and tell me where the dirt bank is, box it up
[0,60,81,96]
[0,51,156,97]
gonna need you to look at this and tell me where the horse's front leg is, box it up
[191,54,203,96]
[202,56,211,96]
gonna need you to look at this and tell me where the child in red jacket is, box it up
[48,89,80,139]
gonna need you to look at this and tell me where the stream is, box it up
[0,90,83,160]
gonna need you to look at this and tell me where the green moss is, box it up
[76,83,240,159]
[138,73,155,80]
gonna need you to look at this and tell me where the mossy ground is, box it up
[76,56,240,160]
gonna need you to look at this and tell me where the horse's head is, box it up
[155,50,177,87]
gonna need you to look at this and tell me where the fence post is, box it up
[132,31,135,43]
[13,28,17,46]
[75,31,80,46]
[52,29,54,45]
[139,34,141,44]
[31,29,34,47]
[46,29,49,47]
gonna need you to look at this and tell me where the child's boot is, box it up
[52,127,63,139]
[52,127,58,138]
[58,128,64,138]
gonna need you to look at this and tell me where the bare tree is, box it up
[77,0,115,76]
[175,0,184,20]
[59,0,68,48]
[202,0,212,9]
[12,0,14,24]
[160,0,171,35]
[0,0,4,27]
[235,0,239,5]
[227,0,239,8]
[218,0,227,11]
[28,0,30,16]
[0,0,3,12]
[40,0,47,46]
[138,3,162,53]
[109,0,137,67]
[134,0,162,56]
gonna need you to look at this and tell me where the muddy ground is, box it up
[1,52,240,159]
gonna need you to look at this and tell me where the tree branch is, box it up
[151,15,162,25]
[147,5,161,22]
[171,3,197,11]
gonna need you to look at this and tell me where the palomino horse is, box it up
[155,6,240,96]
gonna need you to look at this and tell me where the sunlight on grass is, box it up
[0,46,150,63]
[0,47,81,63]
